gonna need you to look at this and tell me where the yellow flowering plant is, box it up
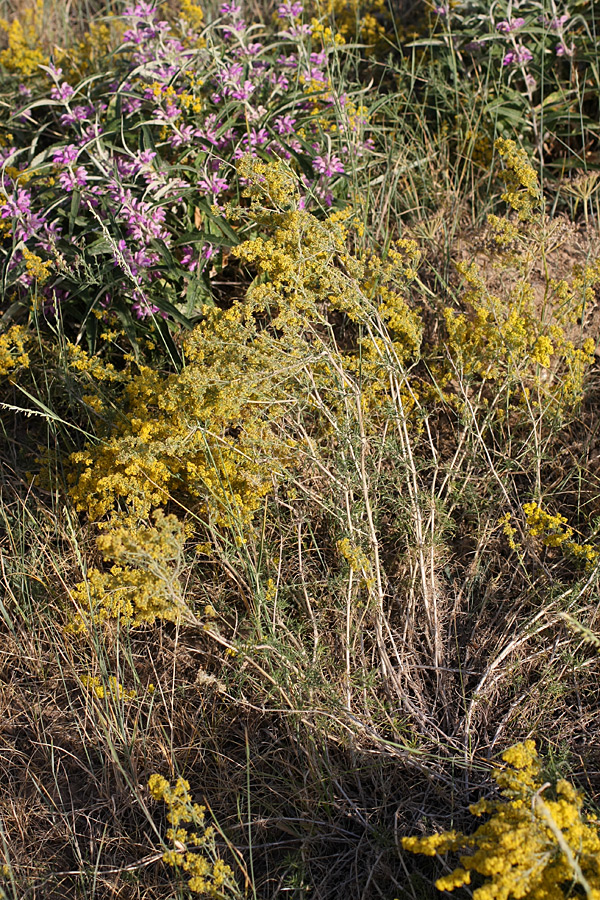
[439,139,598,415]
[0,0,47,77]
[69,158,420,528]
[522,502,599,569]
[0,325,29,377]
[403,741,600,900]
[68,512,188,628]
[148,774,242,898]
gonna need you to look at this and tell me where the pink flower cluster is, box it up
[1,0,375,321]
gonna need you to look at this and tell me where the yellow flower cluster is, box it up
[403,740,600,900]
[523,502,599,568]
[523,501,572,546]
[68,158,418,624]
[80,674,136,701]
[179,0,205,31]
[440,140,598,414]
[0,0,47,77]
[0,325,29,377]
[231,158,422,425]
[68,306,294,529]
[68,512,187,627]
[308,0,388,49]
[337,537,371,574]
[309,17,346,48]
[443,265,545,383]
[233,157,421,362]
[148,775,240,897]
[22,247,52,285]
[495,137,542,221]
[64,341,122,382]
[498,512,518,551]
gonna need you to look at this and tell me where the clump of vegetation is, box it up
[148,775,242,897]
[404,741,600,899]
[1,0,600,898]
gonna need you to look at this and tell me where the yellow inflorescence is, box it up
[403,740,600,899]
[0,325,29,377]
[68,306,295,529]
[148,775,240,897]
[308,0,388,49]
[440,140,598,413]
[337,537,371,574]
[495,137,542,221]
[69,512,187,628]
[0,0,47,76]
[232,157,421,374]
[523,501,599,568]
[22,247,52,285]
[80,674,136,701]
[179,0,205,31]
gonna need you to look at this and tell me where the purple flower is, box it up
[50,82,75,101]
[270,71,289,90]
[277,53,298,68]
[197,173,229,195]
[110,186,169,242]
[242,41,263,55]
[123,96,143,114]
[58,167,88,191]
[313,154,345,176]
[220,1,243,15]
[218,61,244,83]
[278,0,303,16]
[244,127,269,147]
[220,0,246,35]
[18,84,32,98]
[138,150,157,166]
[1,188,48,241]
[78,124,104,146]
[283,22,312,36]
[229,80,256,101]
[274,114,297,135]
[59,104,94,127]
[154,102,181,122]
[52,144,79,166]
[497,17,525,32]
[0,145,16,167]
[556,41,574,56]
[37,220,63,252]
[131,291,166,319]
[132,294,163,319]
[114,242,160,284]
[124,1,157,14]
[1,187,31,218]
[503,45,533,66]
[181,246,198,272]
[168,124,198,148]
[434,5,448,15]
